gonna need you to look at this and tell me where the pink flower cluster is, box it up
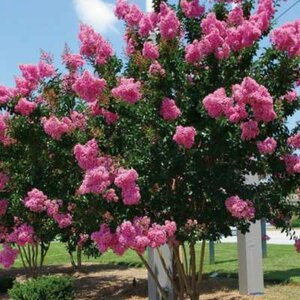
[8,224,35,246]
[284,154,300,174]
[63,53,85,71]
[225,196,255,220]
[185,0,274,63]
[257,137,277,154]
[271,20,300,57]
[240,121,259,141]
[79,24,113,65]
[149,61,166,77]
[0,172,9,190]
[295,239,300,253]
[114,169,141,205]
[91,217,176,255]
[288,132,300,149]
[41,112,86,140]
[142,42,159,60]
[112,78,142,104]
[89,102,119,125]
[23,188,72,229]
[173,126,196,149]
[180,0,204,19]
[75,140,141,206]
[0,199,8,216]
[138,12,158,37]
[282,90,298,103]
[203,77,276,140]
[159,3,181,40]
[0,244,19,269]
[160,98,182,120]
[72,70,106,102]
[0,85,14,105]
[16,62,55,96]
[15,98,37,116]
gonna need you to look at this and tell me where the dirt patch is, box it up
[1,264,298,299]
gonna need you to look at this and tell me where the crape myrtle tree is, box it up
[0,0,299,298]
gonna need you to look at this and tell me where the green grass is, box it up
[4,243,300,284]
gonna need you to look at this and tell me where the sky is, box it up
[0,0,299,124]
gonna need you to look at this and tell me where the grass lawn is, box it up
[6,242,300,284]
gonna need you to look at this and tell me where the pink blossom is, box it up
[115,169,141,205]
[19,64,40,84]
[282,90,298,103]
[53,213,72,229]
[124,4,143,27]
[149,61,166,76]
[70,111,87,130]
[173,125,196,149]
[181,0,204,19]
[74,139,100,170]
[159,4,180,40]
[103,188,119,203]
[240,120,259,141]
[91,224,114,253]
[271,20,300,57]
[23,188,48,213]
[115,169,138,188]
[160,98,181,120]
[232,77,276,123]
[114,0,130,19]
[203,88,232,119]
[138,13,157,37]
[15,76,37,96]
[288,132,300,149]
[8,224,35,247]
[89,102,119,124]
[112,78,142,104]
[0,85,14,105]
[78,234,89,248]
[0,244,19,269]
[79,166,111,194]
[63,53,85,71]
[227,6,244,26]
[38,61,55,78]
[45,199,62,217]
[0,172,9,190]
[283,154,300,174]
[78,24,113,65]
[225,196,255,220]
[142,42,159,60]
[72,70,106,103]
[0,199,8,216]
[257,137,277,154]
[295,239,300,253]
[148,224,167,248]
[41,116,73,140]
[15,98,37,116]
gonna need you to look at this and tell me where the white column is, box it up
[238,221,264,295]
[148,245,174,300]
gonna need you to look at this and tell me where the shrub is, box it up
[291,215,300,228]
[8,275,74,300]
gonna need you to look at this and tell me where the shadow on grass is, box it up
[264,268,300,284]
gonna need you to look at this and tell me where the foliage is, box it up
[8,275,74,300]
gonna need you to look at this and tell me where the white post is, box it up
[148,245,174,300]
[237,221,264,295]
